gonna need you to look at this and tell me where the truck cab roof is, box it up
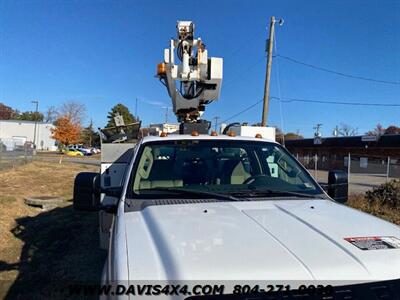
[138,133,278,145]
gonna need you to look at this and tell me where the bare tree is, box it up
[59,101,86,126]
[274,127,284,143]
[338,123,358,136]
[366,123,385,136]
[44,106,58,123]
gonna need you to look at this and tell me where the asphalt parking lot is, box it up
[309,169,395,194]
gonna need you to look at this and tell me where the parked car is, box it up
[68,144,92,156]
[80,149,93,156]
[91,147,101,154]
[65,149,84,157]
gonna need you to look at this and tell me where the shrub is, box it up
[365,179,400,209]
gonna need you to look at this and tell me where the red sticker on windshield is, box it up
[344,236,400,250]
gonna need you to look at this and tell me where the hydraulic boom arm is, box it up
[156,21,223,124]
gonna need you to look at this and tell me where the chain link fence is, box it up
[295,153,400,194]
[0,141,34,171]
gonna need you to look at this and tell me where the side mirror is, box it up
[73,172,101,211]
[327,170,348,203]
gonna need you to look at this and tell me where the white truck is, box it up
[72,21,400,298]
[74,133,400,299]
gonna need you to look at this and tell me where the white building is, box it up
[149,123,179,136]
[0,120,57,151]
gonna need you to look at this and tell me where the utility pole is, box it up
[332,125,339,137]
[313,123,322,145]
[261,16,276,127]
[313,123,322,137]
[212,116,220,132]
[31,100,39,149]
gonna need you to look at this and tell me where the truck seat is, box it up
[139,179,183,189]
[231,161,251,184]
[220,159,251,184]
[139,159,183,189]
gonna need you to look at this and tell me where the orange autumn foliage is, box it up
[51,116,81,146]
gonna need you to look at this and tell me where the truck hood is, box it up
[124,199,400,281]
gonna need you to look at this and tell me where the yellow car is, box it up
[65,149,84,157]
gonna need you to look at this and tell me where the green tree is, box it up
[284,132,303,140]
[275,127,303,143]
[106,103,138,127]
[17,111,44,121]
[81,119,100,147]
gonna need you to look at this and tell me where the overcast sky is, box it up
[1,0,399,137]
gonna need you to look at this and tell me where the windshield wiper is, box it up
[139,187,242,202]
[231,187,321,199]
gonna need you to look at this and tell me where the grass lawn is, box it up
[0,161,106,299]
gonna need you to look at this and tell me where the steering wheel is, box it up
[243,174,269,185]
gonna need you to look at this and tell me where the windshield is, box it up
[131,140,324,198]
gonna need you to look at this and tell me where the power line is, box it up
[277,96,400,107]
[213,55,265,115]
[216,31,266,89]
[277,54,400,85]
[223,56,265,88]
[221,99,263,124]
[223,31,265,61]
[219,96,400,125]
